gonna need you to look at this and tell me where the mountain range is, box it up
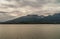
[1,13,60,24]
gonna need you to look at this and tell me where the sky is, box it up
[0,0,60,22]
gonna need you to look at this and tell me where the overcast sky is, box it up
[0,0,60,22]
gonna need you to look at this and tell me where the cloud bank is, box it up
[0,0,60,22]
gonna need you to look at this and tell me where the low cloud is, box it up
[0,0,60,22]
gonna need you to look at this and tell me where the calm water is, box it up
[0,24,60,39]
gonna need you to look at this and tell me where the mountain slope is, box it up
[1,13,60,24]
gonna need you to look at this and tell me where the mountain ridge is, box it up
[1,13,60,24]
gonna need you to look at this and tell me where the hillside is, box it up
[1,13,60,24]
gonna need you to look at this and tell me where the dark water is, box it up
[0,24,60,39]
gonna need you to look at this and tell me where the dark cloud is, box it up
[2,4,17,8]
[16,0,45,7]
[2,0,60,8]
[2,0,59,8]
[3,0,47,8]
[0,11,9,13]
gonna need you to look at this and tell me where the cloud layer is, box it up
[0,0,60,22]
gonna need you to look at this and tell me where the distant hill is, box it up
[1,13,60,24]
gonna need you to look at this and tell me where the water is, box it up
[0,24,60,39]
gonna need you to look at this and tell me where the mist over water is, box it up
[0,24,60,39]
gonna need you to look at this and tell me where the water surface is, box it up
[0,24,60,39]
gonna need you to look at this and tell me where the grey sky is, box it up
[0,0,60,22]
